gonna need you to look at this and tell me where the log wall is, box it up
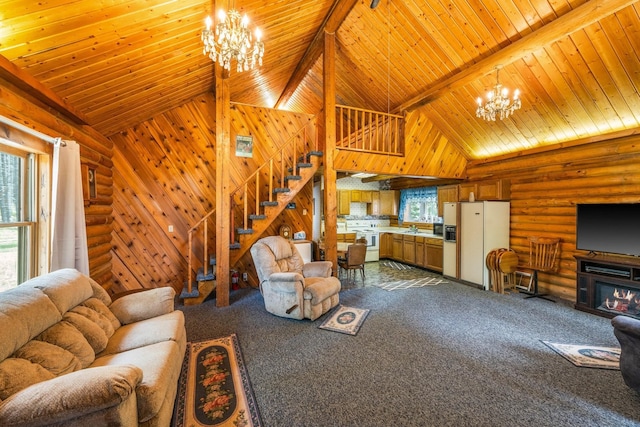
[0,80,114,290]
[109,94,315,295]
[466,133,640,302]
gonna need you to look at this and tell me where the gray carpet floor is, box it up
[178,262,640,427]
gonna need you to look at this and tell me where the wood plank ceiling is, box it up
[1,0,639,161]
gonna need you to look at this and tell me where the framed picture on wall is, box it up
[235,135,253,158]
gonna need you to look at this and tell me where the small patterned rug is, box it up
[381,260,414,270]
[542,341,620,370]
[373,276,448,291]
[318,305,370,335]
[173,334,262,426]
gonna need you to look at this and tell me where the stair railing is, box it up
[336,104,405,155]
[185,122,316,293]
[186,208,215,294]
[231,123,316,232]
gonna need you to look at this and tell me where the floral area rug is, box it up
[318,305,370,335]
[542,341,620,370]
[173,334,262,426]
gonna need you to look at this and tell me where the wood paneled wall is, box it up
[0,80,114,290]
[334,109,468,178]
[466,133,640,301]
[109,94,315,295]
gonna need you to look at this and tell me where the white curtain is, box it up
[51,140,89,274]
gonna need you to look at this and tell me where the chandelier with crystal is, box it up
[201,4,264,73]
[475,67,521,121]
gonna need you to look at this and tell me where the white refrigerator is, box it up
[459,201,510,289]
[442,202,458,278]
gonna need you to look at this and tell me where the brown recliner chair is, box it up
[250,236,341,320]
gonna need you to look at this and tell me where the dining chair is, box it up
[519,236,560,302]
[338,243,367,285]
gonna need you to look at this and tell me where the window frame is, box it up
[0,136,51,289]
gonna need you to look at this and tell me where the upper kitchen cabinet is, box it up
[338,190,351,215]
[437,185,459,217]
[459,180,510,202]
[379,190,399,216]
[367,191,381,215]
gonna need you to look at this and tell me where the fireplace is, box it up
[575,255,640,319]
[595,282,640,319]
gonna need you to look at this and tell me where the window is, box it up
[398,187,439,224]
[0,143,47,291]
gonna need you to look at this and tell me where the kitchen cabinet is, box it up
[402,235,416,264]
[380,232,393,258]
[350,189,362,202]
[337,233,357,243]
[392,234,403,260]
[477,179,511,201]
[415,236,426,267]
[458,183,478,202]
[367,191,381,215]
[360,190,373,203]
[380,190,399,216]
[458,180,510,202]
[437,185,459,217]
[425,239,443,272]
[338,190,351,215]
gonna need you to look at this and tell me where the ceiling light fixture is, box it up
[476,66,521,121]
[201,2,264,72]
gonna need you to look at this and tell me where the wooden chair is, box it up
[338,243,367,285]
[519,237,560,302]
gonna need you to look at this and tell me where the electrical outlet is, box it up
[242,272,248,281]
[168,225,174,233]
[302,208,307,215]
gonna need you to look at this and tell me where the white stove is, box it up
[353,229,380,262]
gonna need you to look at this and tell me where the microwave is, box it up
[432,223,443,236]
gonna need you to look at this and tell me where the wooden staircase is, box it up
[182,125,320,304]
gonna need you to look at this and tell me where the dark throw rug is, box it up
[173,333,262,426]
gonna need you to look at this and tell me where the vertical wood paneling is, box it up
[466,134,640,301]
[110,95,317,295]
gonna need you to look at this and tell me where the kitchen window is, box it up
[398,186,439,225]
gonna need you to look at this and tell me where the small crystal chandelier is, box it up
[476,67,521,121]
[201,3,264,73]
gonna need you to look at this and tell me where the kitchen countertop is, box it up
[337,227,443,239]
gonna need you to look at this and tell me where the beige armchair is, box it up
[250,236,341,320]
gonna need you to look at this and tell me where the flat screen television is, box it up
[576,203,640,257]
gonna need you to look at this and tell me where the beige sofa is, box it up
[0,268,186,427]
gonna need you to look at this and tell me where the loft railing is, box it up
[185,123,317,293]
[336,104,405,156]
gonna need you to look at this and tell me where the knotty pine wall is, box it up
[466,133,640,302]
[334,108,468,178]
[109,94,314,295]
[0,80,114,290]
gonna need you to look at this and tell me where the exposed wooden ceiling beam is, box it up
[0,54,90,125]
[397,0,637,113]
[274,0,359,109]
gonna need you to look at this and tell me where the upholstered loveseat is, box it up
[0,268,186,427]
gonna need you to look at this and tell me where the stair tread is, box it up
[249,214,267,220]
[260,201,279,206]
[237,228,253,235]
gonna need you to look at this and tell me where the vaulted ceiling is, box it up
[1,0,639,161]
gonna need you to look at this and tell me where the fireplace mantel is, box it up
[575,254,640,319]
